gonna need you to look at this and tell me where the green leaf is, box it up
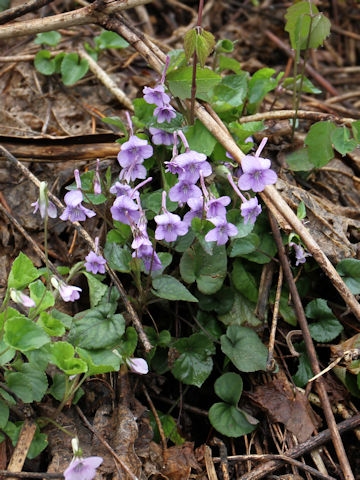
[102,116,128,135]
[34,31,61,47]
[209,403,256,437]
[305,299,343,342]
[50,342,88,375]
[142,189,178,214]
[149,411,185,445]
[8,252,40,290]
[336,258,360,294]
[196,29,215,67]
[0,337,15,365]
[331,126,357,156]
[282,75,321,94]
[26,345,52,370]
[145,328,172,348]
[184,29,196,61]
[197,286,234,315]
[247,68,282,114]
[34,50,56,76]
[221,325,268,372]
[0,0,10,12]
[185,120,217,156]
[107,223,131,245]
[197,311,223,339]
[0,399,9,429]
[50,309,72,329]
[5,364,48,403]
[232,259,258,302]
[214,73,248,107]
[172,334,215,387]
[293,342,313,387]
[215,39,234,53]
[76,347,121,375]
[285,148,314,171]
[104,242,131,273]
[180,243,227,294]
[117,326,138,357]
[49,373,66,401]
[94,31,129,49]
[214,372,243,406]
[229,234,260,256]
[297,201,306,220]
[68,304,125,350]
[166,66,221,101]
[37,311,65,337]
[218,55,243,74]
[4,311,49,352]
[352,121,360,143]
[27,427,48,459]
[228,121,265,145]
[285,1,327,50]
[151,275,198,302]
[218,292,261,328]
[61,53,89,86]
[29,279,55,313]
[83,273,108,308]
[305,121,335,167]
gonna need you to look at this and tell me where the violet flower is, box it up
[143,84,170,107]
[206,196,231,220]
[289,242,312,266]
[205,217,238,245]
[155,191,188,242]
[241,197,262,225]
[183,197,205,226]
[237,137,277,192]
[84,237,107,274]
[149,127,175,146]
[32,181,57,219]
[60,190,96,223]
[117,135,153,168]
[154,104,177,123]
[169,180,202,205]
[93,159,101,195]
[10,289,36,308]
[51,277,82,302]
[110,195,140,225]
[64,457,103,480]
[109,181,136,198]
[126,357,149,374]
[133,244,162,272]
[119,158,147,183]
[130,206,152,250]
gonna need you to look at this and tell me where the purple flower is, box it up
[109,182,138,199]
[149,127,175,146]
[10,289,36,308]
[133,244,162,272]
[206,196,231,220]
[130,213,152,249]
[154,104,176,123]
[60,190,96,223]
[117,135,153,167]
[237,137,277,192]
[64,457,103,480]
[205,217,238,245]
[155,211,188,242]
[241,197,262,224]
[119,158,147,183]
[143,84,170,107]
[183,197,205,226]
[174,151,212,182]
[169,180,202,205]
[289,242,312,266]
[126,358,149,374]
[93,159,101,195]
[110,195,140,225]
[31,199,57,219]
[51,278,82,302]
[84,251,107,274]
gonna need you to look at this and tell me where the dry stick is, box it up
[98,15,360,324]
[0,145,152,352]
[142,385,167,452]
[0,0,55,24]
[238,109,355,124]
[266,265,282,371]
[268,212,354,480]
[0,0,152,39]
[0,472,63,479]
[75,405,139,480]
[78,47,134,111]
